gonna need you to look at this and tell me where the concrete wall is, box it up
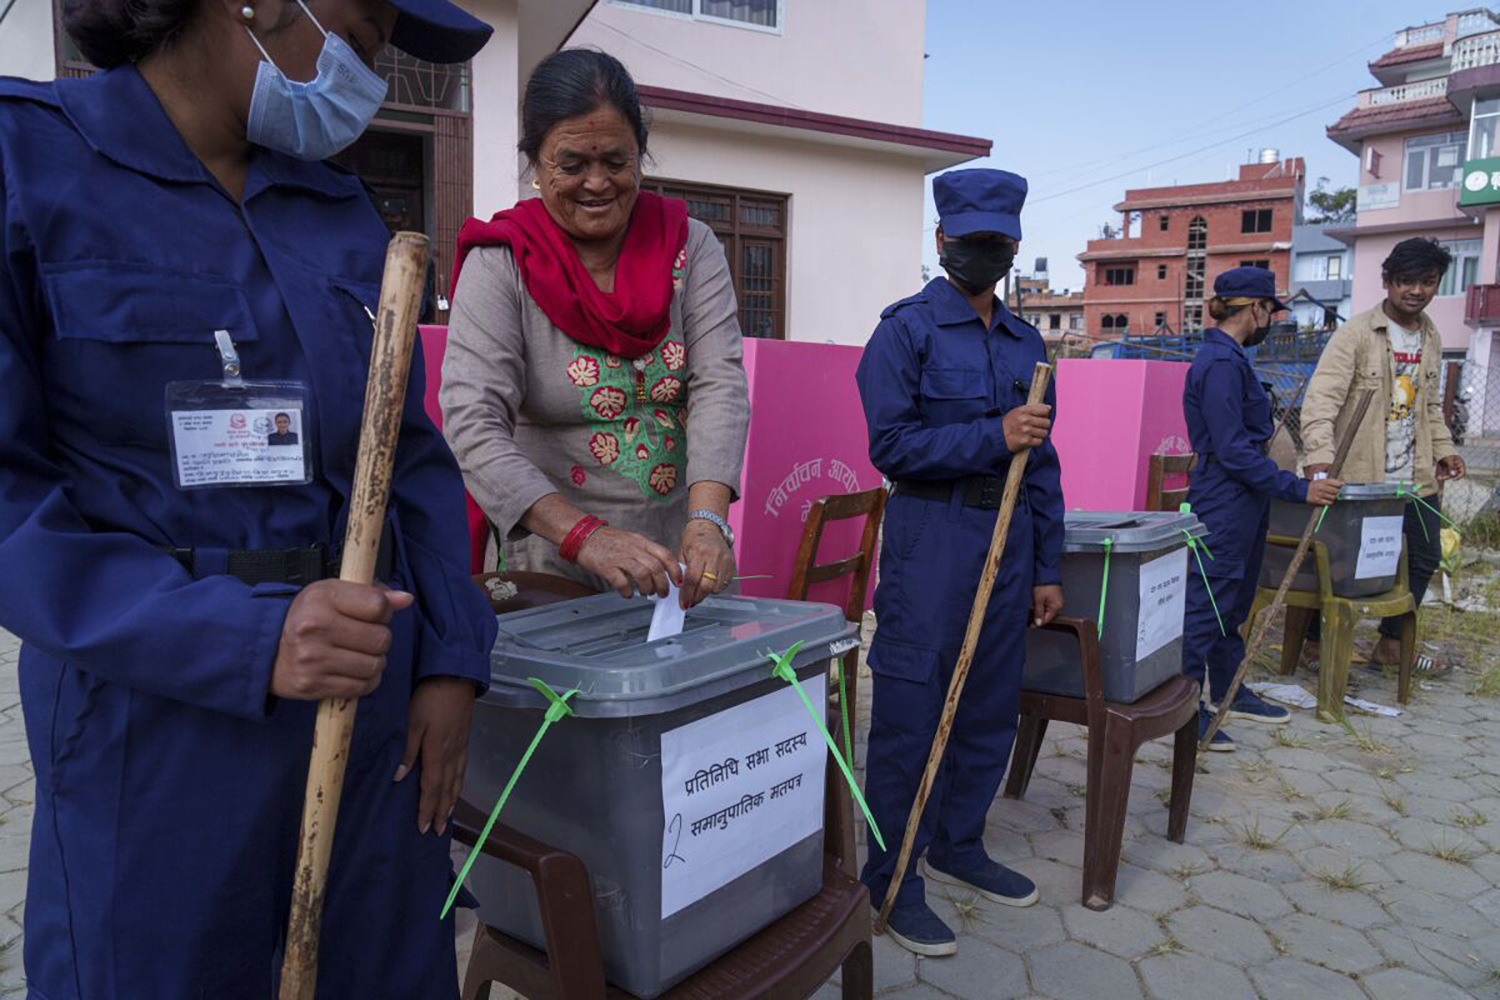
[462,0,524,216]
[570,0,925,125]
[646,117,919,345]
[0,2,57,82]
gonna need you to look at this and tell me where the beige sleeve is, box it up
[439,246,560,539]
[1301,323,1360,467]
[680,222,751,498]
[1426,328,1458,461]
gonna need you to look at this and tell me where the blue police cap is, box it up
[389,0,493,64]
[934,168,1027,240]
[1213,266,1287,313]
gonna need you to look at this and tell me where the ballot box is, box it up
[1259,484,1407,598]
[468,594,854,997]
[1024,511,1205,703]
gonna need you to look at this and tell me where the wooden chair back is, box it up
[1145,453,1196,512]
[786,487,887,623]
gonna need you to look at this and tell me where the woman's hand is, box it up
[1306,478,1343,507]
[394,677,476,836]
[576,526,682,598]
[270,581,413,701]
[679,519,736,609]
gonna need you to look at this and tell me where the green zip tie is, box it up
[1315,505,1329,533]
[440,678,578,920]
[768,641,885,852]
[1394,484,1455,542]
[1096,537,1113,639]
[1182,532,1225,636]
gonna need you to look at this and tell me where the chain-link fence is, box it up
[1443,358,1500,529]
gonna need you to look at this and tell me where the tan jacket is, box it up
[1301,304,1457,496]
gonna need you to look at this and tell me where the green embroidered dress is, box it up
[441,217,750,587]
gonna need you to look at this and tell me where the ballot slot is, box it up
[473,592,852,997]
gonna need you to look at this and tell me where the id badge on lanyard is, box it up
[165,330,314,490]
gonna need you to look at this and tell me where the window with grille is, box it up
[1103,266,1136,286]
[645,179,787,339]
[1240,209,1273,234]
[611,0,780,29]
[1187,216,1207,251]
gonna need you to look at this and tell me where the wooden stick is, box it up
[874,362,1053,933]
[279,232,430,1000]
[1199,387,1375,749]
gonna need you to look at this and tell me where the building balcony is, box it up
[1453,28,1500,72]
[1358,77,1448,108]
[1466,283,1500,325]
[1395,21,1447,48]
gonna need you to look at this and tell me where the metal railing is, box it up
[1452,28,1500,71]
[1360,78,1449,107]
[1395,22,1446,48]
[1457,9,1500,40]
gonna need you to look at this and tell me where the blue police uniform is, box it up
[0,66,494,998]
[1181,270,1308,719]
[855,171,1063,916]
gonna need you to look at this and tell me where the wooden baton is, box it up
[1199,387,1375,749]
[278,231,430,999]
[874,361,1053,933]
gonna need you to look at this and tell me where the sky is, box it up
[920,0,1463,292]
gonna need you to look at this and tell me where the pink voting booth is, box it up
[1052,358,1192,512]
[729,339,881,610]
[417,325,490,573]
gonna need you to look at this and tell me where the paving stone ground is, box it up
[1,608,1498,998]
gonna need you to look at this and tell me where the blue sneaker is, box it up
[1210,688,1291,724]
[883,900,957,957]
[1199,707,1235,752]
[923,858,1039,907]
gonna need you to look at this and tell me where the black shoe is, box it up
[1198,707,1235,753]
[884,900,958,957]
[924,858,1039,907]
[1209,688,1291,724]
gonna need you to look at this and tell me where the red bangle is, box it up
[560,515,607,562]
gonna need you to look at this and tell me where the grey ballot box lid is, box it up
[486,593,855,718]
[1060,511,1207,554]
[1331,483,1404,500]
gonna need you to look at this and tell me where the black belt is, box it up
[167,529,393,587]
[895,476,1009,510]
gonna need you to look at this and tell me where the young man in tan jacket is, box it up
[1300,238,1466,675]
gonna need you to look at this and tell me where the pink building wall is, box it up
[1052,360,1191,512]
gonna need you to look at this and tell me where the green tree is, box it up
[1307,177,1356,224]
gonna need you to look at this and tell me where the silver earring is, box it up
[531,179,541,191]
[240,5,255,21]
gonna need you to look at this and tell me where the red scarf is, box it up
[451,192,689,360]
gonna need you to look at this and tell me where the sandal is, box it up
[1366,651,1451,678]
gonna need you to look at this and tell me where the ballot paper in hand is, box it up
[648,576,686,642]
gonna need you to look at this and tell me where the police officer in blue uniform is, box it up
[855,169,1064,957]
[1182,267,1341,752]
[0,1,496,995]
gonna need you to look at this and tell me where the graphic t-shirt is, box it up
[1385,322,1422,482]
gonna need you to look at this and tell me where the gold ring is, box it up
[702,571,719,582]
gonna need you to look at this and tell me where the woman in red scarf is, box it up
[441,49,749,608]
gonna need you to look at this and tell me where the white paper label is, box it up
[659,676,827,918]
[1356,515,1404,580]
[1136,547,1189,662]
[171,408,307,487]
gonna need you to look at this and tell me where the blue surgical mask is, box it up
[244,1,388,161]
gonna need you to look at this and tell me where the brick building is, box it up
[1077,155,1306,339]
[1007,276,1085,336]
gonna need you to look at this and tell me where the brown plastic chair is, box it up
[1145,452,1196,512]
[1004,616,1199,911]
[455,573,874,1000]
[786,487,886,877]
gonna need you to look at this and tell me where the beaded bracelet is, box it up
[560,515,607,562]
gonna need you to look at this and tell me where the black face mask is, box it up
[940,237,1015,295]
[1245,323,1271,348]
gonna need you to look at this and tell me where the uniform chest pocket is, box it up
[40,262,260,447]
[919,367,988,426]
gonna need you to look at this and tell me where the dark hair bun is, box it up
[520,49,649,164]
[60,0,200,68]
[1207,297,1229,322]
